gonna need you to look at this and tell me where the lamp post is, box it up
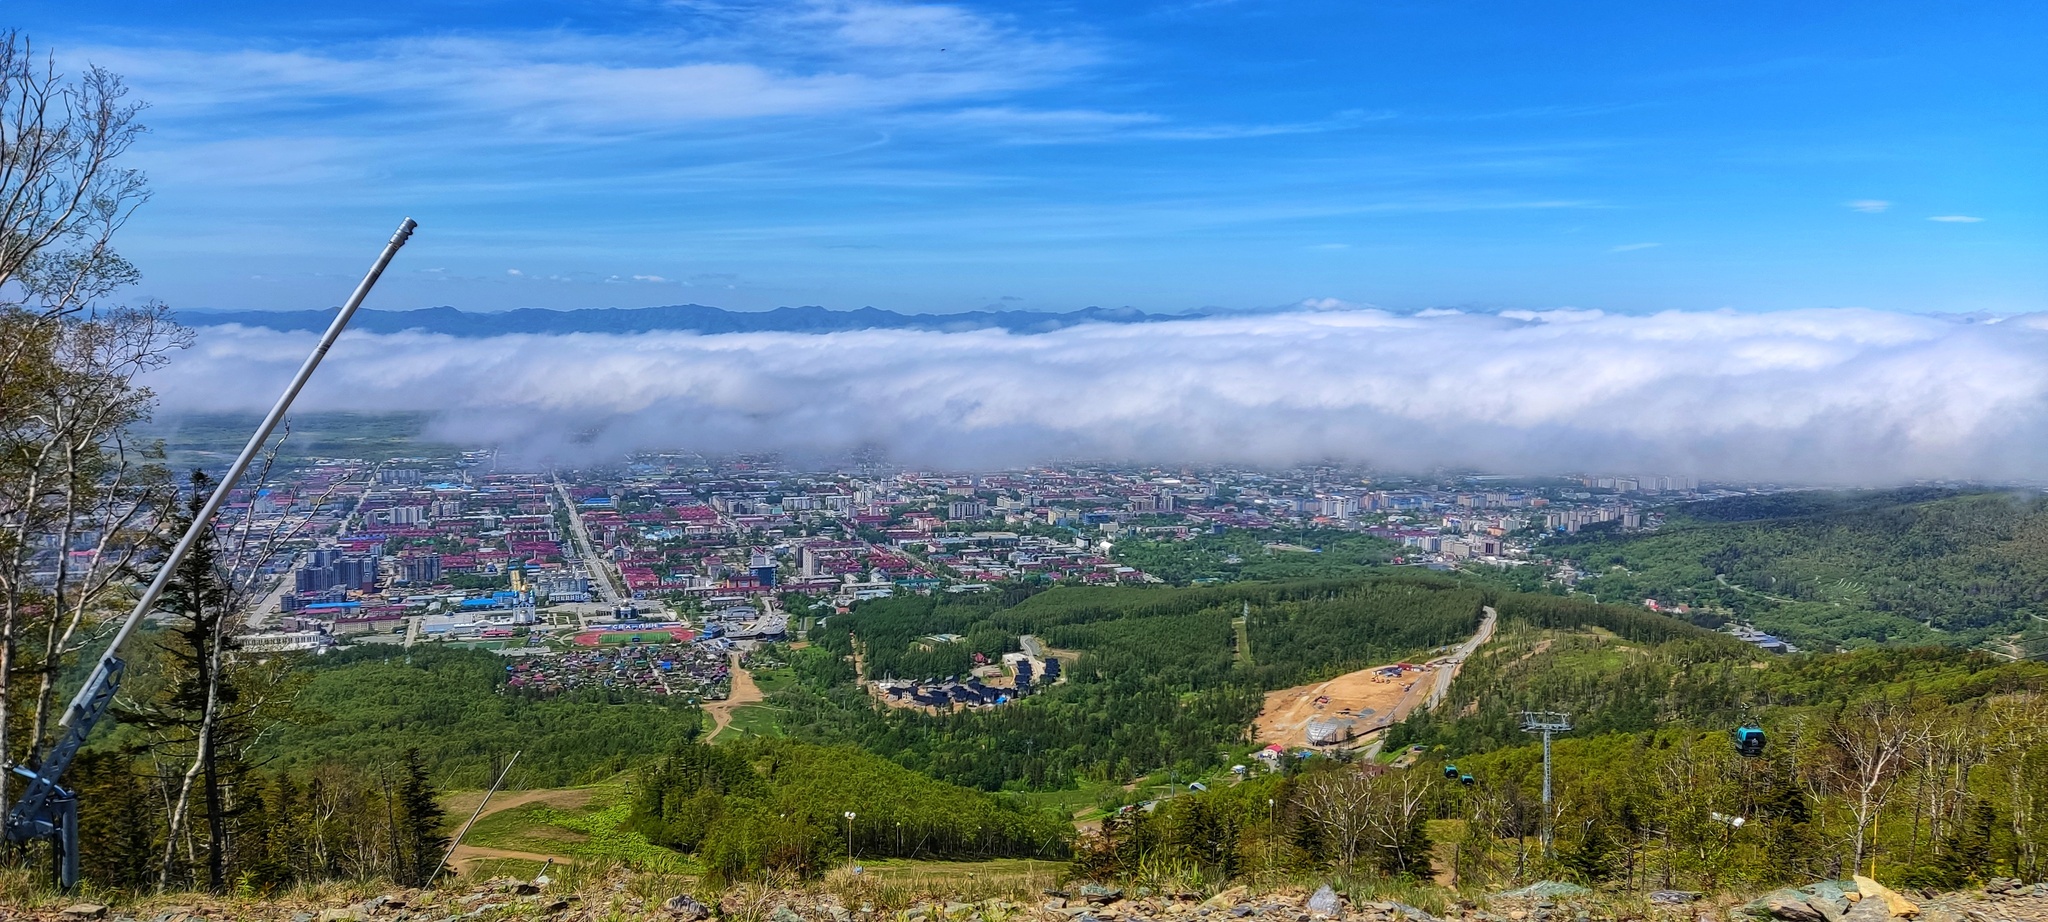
[1267,797,1277,875]
[844,811,857,873]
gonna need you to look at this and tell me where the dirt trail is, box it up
[703,654,764,740]
[443,787,596,874]
[448,844,563,874]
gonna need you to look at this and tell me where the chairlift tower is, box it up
[1519,710,1572,856]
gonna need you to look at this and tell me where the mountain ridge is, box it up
[175,303,1202,336]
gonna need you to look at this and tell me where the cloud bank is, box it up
[154,309,2048,483]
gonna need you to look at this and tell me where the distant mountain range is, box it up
[176,304,1202,336]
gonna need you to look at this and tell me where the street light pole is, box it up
[844,811,857,874]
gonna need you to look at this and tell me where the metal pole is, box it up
[1540,728,1553,856]
[54,218,416,730]
[433,749,520,885]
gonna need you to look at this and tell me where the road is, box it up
[241,568,294,631]
[1360,605,1496,760]
[1423,605,1496,711]
[552,476,624,605]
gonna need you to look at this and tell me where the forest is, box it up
[1550,490,2048,653]
[1089,592,2048,896]
[628,739,1072,880]
[1109,528,1401,584]
[776,577,1487,792]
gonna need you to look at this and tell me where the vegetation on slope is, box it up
[258,646,706,788]
[1550,489,2048,652]
[630,739,1071,880]
[780,577,1486,792]
[1383,594,2048,890]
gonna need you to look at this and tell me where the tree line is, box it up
[629,739,1071,881]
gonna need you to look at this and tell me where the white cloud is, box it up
[153,309,2048,483]
[506,269,524,276]
[80,3,1098,133]
[1929,215,1985,223]
[1846,199,1890,213]
[1609,242,1661,253]
[632,275,671,283]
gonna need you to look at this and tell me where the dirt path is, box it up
[703,654,764,740]
[443,787,593,823]
[448,844,562,874]
[442,787,596,875]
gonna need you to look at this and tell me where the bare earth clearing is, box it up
[702,654,764,740]
[1253,663,1425,750]
[1254,606,1496,751]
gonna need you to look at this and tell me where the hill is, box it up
[777,577,1491,792]
[1547,489,2048,654]
[177,303,1193,336]
[1381,592,2048,891]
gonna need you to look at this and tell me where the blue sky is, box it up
[14,0,2045,314]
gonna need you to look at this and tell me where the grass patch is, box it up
[452,782,698,874]
[718,705,788,739]
[750,665,800,696]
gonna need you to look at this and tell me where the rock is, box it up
[317,910,360,922]
[1081,885,1126,905]
[542,899,571,913]
[1048,899,1069,910]
[59,906,109,920]
[1307,885,1343,917]
[292,913,317,922]
[666,895,712,921]
[1853,876,1919,918]
[1392,903,1437,922]
[772,906,806,922]
[1203,889,1249,910]
[1745,891,1826,922]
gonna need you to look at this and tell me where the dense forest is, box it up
[629,739,1071,880]
[249,646,706,788]
[1551,490,2048,652]
[779,577,1486,792]
[1110,529,1402,584]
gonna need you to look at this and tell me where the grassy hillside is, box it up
[1550,489,2048,653]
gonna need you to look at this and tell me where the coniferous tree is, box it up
[395,748,449,887]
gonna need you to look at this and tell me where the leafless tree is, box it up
[0,30,149,316]
[0,34,177,862]
[1822,699,1925,874]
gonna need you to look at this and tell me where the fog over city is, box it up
[160,306,2048,482]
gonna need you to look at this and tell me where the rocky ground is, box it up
[5,874,2045,922]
